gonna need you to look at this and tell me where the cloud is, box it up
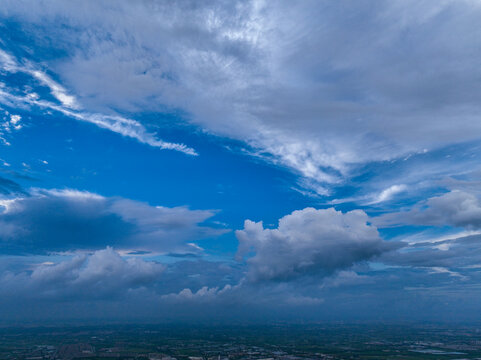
[1,241,480,321]
[285,295,324,306]
[161,285,232,303]
[0,175,24,195]
[0,110,23,145]
[370,184,407,204]
[0,188,225,254]
[3,1,481,322]
[30,69,79,109]
[3,1,481,193]
[380,232,481,269]
[236,207,399,282]
[320,270,374,289]
[4,1,481,193]
[0,47,78,109]
[1,247,164,299]
[0,49,196,155]
[375,190,481,229]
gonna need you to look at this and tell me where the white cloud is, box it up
[401,229,481,246]
[0,51,197,155]
[426,266,468,280]
[370,184,407,204]
[9,114,21,125]
[0,112,22,144]
[0,48,78,109]
[236,207,398,282]
[3,1,481,193]
[30,70,79,109]
[161,285,232,303]
[0,49,17,72]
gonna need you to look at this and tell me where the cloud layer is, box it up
[0,48,197,155]
[0,188,224,254]
[1,247,165,300]
[375,190,481,229]
[1,1,481,323]
[3,1,481,193]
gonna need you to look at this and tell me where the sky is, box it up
[1,0,481,324]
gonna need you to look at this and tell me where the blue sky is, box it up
[1,0,481,323]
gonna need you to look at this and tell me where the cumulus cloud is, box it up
[0,188,225,254]
[375,190,481,229]
[0,110,23,145]
[1,247,164,299]
[236,207,399,282]
[161,285,232,303]
[3,1,481,193]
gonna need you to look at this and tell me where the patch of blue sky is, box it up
[0,97,316,227]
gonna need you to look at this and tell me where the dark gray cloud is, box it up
[1,247,165,300]
[236,207,400,282]
[1,241,481,322]
[0,251,245,304]
[381,232,481,269]
[0,188,226,254]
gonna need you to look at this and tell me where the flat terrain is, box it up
[1,324,481,360]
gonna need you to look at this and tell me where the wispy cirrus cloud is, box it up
[0,49,197,155]
[3,1,481,195]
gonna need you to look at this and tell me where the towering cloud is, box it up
[236,207,399,282]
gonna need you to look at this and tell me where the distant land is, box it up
[2,324,481,360]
